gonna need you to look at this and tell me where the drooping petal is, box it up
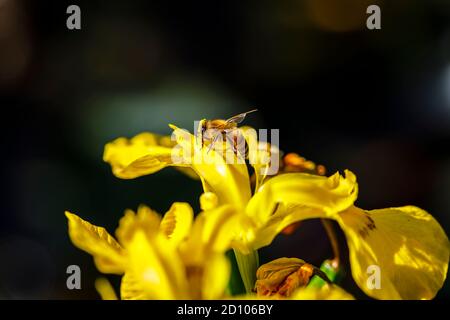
[337,205,450,300]
[246,170,358,227]
[170,125,252,208]
[160,202,194,246]
[65,211,126,274]
[125,230,189,299]
[103,132,183,179]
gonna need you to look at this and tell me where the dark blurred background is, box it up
[0,0,449,299]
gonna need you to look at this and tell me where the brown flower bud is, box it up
[255,258,328,298]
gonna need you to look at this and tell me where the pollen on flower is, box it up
[282,153,326,175]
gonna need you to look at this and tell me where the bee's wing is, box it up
[225,109,257,125]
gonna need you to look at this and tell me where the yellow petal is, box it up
[95,277,118,300]
[252,205,326,250]
[246,170,358,226]
[160,202,194,245]
[200,205,241,253]
[65,211,125,274]
[240,126,280,190]
[337,205,450,299]
[291,284,354,300]
[103,132,179,179]
[170,125,252,208]
[199,192,219,211]
[126,230,189,299]
[120,272,148,300]
[202,253,231,299]
[115,205,161,245]
[180,204,241,266]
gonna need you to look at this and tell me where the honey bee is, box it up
[199,109,258,155]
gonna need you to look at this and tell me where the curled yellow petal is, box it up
[160,202,194,245]
[337,205,450,300]
[65,211,125,274]
[246,170,358,226]
[103,132,179,179]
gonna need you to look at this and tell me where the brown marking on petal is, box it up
[358,215,376,239]
[359,228,368,238]
[271,202,280,216]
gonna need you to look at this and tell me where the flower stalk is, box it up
[233,249,260,294]
[321,219,340,266]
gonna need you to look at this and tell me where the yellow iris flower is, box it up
[66,195,353,300]
[65,200,240,299]
[95,122,449,300]
[247,172,449,299]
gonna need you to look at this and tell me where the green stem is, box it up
[226,250,246,295]
[321,219,340,265]
[233,249,259,294]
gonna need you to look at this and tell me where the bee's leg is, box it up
[227,131,245,161]
[201,128,205,148]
